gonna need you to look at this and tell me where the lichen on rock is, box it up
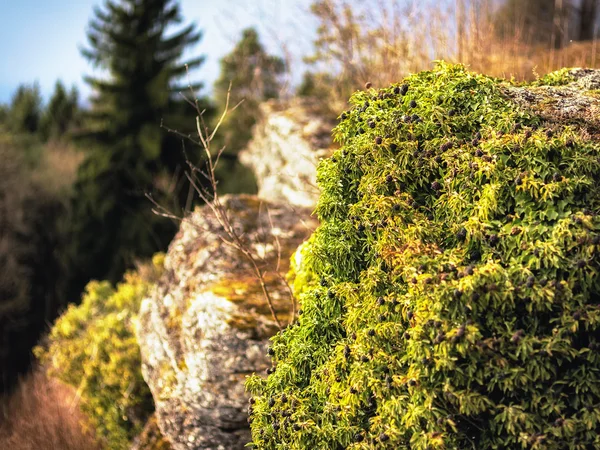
[239,98,336,208]
[246,63,600,449]
[137,194,316,449]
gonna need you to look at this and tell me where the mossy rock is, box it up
[246,63,600,449]
[137,195,316,449]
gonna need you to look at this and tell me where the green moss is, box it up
[210,272,292,337]
[530,68,575,86]
[585,89,600,99]
[288,239,317,299]
[246,63,600,449]
[35,255,164,449]
[203,197,308,335]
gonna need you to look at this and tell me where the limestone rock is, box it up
[238,98,336,208]
[502,68,600,135]
[137,195,316,449]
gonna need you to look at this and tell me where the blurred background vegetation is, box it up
[1,0,600,447]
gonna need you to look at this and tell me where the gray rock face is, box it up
[239,98,335,208]
[137,195,316,450]
[502,68,600,135]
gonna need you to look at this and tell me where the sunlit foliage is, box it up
[247,63,600,449]
[36,254,164,449]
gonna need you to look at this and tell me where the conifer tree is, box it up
[39,80,79,141]
[0,104,8,124]
[7,83,42,134]
[68,0,210,298]
[212,27,285,193]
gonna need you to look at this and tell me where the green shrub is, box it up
[246,63,600,449]
[35,254,164,449]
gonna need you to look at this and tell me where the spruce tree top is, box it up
[212,27,285,158]
[214,27,285,105]
[246,63,600,449]
[81,0,203,146]
[67,0,207,293]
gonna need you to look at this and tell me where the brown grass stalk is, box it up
[305,0,600,107]
[0,370,101,450]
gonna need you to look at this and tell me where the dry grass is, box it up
[304,0,600,111]
[32,140,84,194]
[449,1,600,81]
[0,370,101,450]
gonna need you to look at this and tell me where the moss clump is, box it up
[211,272,292,337]
[246,63,600,449]
[35,254,164,449]
[529,68,575,87]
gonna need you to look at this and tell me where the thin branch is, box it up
[151,72,299,330]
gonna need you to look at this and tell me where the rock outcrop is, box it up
[503,68,600,133]
[238,98,336,207]
[137,195,317,449]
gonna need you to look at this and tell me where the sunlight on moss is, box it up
[210,273,292,337]
[246,63,600,449]
[529,67,575,86]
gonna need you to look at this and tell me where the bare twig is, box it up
[155,74,301,330]
[266,206,297,320]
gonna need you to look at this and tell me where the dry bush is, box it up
[449,0,600,80]
[0,370,101,450]
[305,0,472,111]
[32,140,84,195]
[154,83,305,330]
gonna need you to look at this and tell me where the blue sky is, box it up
[0,0,313,104]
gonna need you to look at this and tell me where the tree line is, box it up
[0,0,285,393]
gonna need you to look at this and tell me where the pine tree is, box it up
[7,83,42,134]
[0,104,8,124]
[212,27,284,193]
[68,0,210,299]
[39,80,79,141]
[1,84,45,167]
